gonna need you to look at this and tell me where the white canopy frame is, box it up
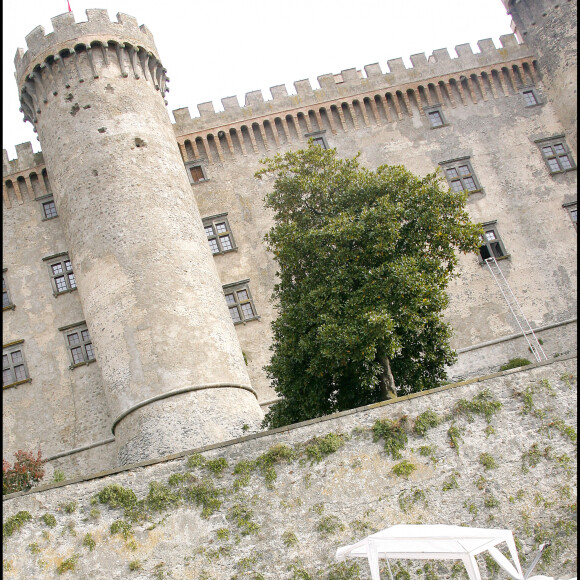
[335,524,550,580]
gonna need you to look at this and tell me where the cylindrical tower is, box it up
[15,9,263,465]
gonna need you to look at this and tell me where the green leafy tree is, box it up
[256,144,482,428]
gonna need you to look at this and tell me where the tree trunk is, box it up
[378,355,398,400]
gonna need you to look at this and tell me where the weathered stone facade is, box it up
[2,357,577,579]
[3,2,577,477]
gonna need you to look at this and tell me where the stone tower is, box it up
[501,0,577,155]
[14,9,263,465]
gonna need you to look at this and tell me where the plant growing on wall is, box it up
[3,449,45,495]
[257,143,482,428]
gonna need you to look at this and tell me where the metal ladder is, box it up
[484,257,547,363]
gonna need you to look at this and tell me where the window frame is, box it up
[184,160,208,185]
[439,157,483,195]
[424,104,447,129]
[520,87,541,107]
[3,268,14,311]
[42,252,77,296]
[202,213,237,255]
[563,201,577,231]
[58,321,96,369]
[305,130,329,149]
[3,340,30,389]
[222,280,259,325]
[37,193,58,221]
[535,136,576,174]
[478,221,509,264]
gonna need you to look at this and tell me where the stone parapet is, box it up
[172,35,534,136]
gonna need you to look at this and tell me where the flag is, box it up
[67,0,72,11]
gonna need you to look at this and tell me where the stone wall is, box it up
[3,356,576,579]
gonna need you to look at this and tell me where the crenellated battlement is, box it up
[14,10,169,133]
[172,34,534,135]
[15,10,158,85]
[3,142,44,178]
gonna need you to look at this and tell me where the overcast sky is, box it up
[3,0,513,160]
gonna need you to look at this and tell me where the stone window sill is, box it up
[41,216,59,222]
[479,254,511,266]
[233,316,261,326]
[3,378,31,390]
[54,288,78,298]
[213,248,238,257]
[69,359,97,370]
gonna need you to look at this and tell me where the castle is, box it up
[2,0,577,478]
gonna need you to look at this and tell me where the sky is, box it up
[2,0,513,160]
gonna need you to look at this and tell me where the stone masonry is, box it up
[2,356,577,579]
[2,3,577,477]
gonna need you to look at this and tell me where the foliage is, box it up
[3,510,32,537]
[392,460,416,478]
[442,472,460,491]
[41,512,57,528]
[129,560,142,571]
[413,410,440,436]
[282,530,298,547]
[82,533,96,551]
[3,449,45,495]
[146,481,180,512]
[398,488,427,512]
[184,478,223,518]
[206,457,228,476]
[479,453,498,470]
[326,561,361,579]
[110,519,133,540]
[53,470,66,483]
[372,416,408,459]
[447,424,463,454]
[500,358,532,371]
[304,433,346,463]
[257,144,482,427]
[453,389,502,423]
[56,554,79,575]
[316,515,345,536]
[62,501,77,514]
[228,502,260,535]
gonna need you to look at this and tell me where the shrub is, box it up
[392,460,416,478]
[500,358,532,371]
[56,554,79,575]
[479,452,498,470]
[41,513,57,528]
[3,510,32,537]
[372,417,408,459]
[3,449,45,495]
[304,433,346,463]
[413,410,440,437]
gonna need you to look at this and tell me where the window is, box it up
[522,89,539,107]
[440,158,481,194]
[535,136,576,174]
[563,202,577,230]
[478,221,509,263]
[305,131,328,149]
[185,160,207,184]
[3,270,14,310]
[42,199,58,219]
[59,322,96,368]
[203,214,236,255]
[37,194,58,220]
[43,253,77,296]
[223,280,259,324]
[3,341,30,388]
[425,106,446,128]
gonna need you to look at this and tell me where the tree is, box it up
[256,144,482,429]
[3,449,45,495]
